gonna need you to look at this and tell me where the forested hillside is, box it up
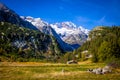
[0,22,63,62]
[76,26,120,63]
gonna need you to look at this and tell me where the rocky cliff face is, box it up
[51,22,89,48]
[0,22,63,61]
[22,16,74,51]
[0,3,37,30]
[22,16,90,49]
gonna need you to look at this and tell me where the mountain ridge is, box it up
[0,22,63,61]
[0,3,37,30]
[22,16,90,49]
[0,2,90,51]
[0,2,73,51]
[21,16,74,51]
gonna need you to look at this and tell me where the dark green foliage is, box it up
[58,52,74,63]
[77,26,120,63]
[0,22,63,62]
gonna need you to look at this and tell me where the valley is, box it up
[0,1,120,80]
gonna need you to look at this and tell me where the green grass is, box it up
[0,62,120,80]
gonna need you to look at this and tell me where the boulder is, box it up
[92,69,96,74]
[96,68,102,74]
[67,60,78,64]
[87,66,112,74]
[102,66,111,74]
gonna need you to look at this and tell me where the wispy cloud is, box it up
[96,16,106,25]
[74,16,114,29]
[96,16,115,26]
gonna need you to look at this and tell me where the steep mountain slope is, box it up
[0,2,89,51]
[51,22,89,48]
[22,16,90,49]
[21,16,74,51]
[0,3,37,30]
[0,22,63,61]
[0,2,73,51]
[77,26,120,63]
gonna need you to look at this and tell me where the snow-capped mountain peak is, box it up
[50,22,90,48]
[61,21,77,29]
[21,16,74,51]
[22,16,90,49]
[78,26,90,35]
[50,22,89,36]
[21,16,49,30]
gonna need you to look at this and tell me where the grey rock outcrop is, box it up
[67,60,78,64]
[87,66,112,74]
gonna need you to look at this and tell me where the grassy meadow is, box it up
[0,61,120,80]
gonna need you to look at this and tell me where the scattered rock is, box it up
[102,66,111,74]
[87,66,112,74]
[67,60,78,64]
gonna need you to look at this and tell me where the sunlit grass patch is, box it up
[0,62,120,80]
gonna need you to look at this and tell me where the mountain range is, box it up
[51,22,89,48]
[0,2,120,65]
[21,16,74,51]
[0,2,89,52]
[21,16,89,49]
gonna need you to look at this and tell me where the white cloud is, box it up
[73,16,114,29]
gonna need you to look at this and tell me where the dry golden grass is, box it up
[0,62,120,80]
[0,62,48,66]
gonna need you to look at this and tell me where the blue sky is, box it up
[0,0,120,29]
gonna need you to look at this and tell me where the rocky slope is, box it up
[21,16,74,51]
[0,3,37,30]
[23,16,90,49]
[0,2,73,51]
[51,22,90,48]
[0,22,63,61]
